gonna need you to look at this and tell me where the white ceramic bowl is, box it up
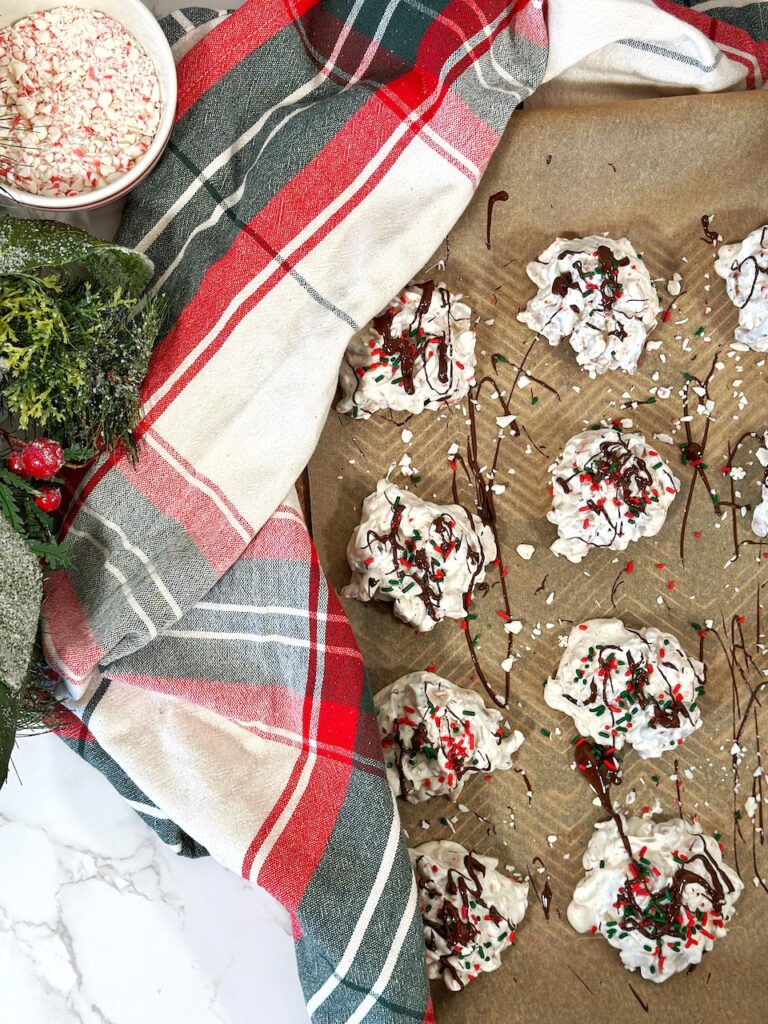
[0,0,177,212]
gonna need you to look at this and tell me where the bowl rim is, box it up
[0,0,178,212]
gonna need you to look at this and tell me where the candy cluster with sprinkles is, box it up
[568,816,743,982]
[0,7,161,197]
[343,478,495,632]
[545,618,705,759]
[410,840,529,991]
[518,235,660,377]
[337,281,477,419]
[714,225,768,351]
[548,426,680,563]
[375,671,524,803]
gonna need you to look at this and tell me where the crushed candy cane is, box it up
[0,7,162,197]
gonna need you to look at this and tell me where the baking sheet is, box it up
[309,91,768,1022]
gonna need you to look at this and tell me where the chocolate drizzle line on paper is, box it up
[446,342,561,706]
[701,215,719,246]
[677,357,763,563]
[677,351,732,561]
[485,190,509,250]
[450,375,517,707]
[528,856,553,920]
[698,591,768,895]
[673,757,684,819]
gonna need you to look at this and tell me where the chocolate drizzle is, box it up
[345,281,466,415]
[676,352,750,562]
[548,243,636,334]
[562,626,704,763]
[574,740,627,848]
[701,214,719,246]
[529,856,553,920]
[449,376,518,706]
[615,838,733,947]
[369,281,454,398]
[730,254,762,310]
[699,592,768,896]
[720,225,768,310]
[445,345,560,706]
[485,190,509,250]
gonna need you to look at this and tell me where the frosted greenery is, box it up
[0,512,42,785]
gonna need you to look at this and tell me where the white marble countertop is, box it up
[1,736,308,1024]
[0,3,310,1021]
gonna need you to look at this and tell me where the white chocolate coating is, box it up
[518,236,659,377]
[568,816,742,983]
[751,434,768,537]
[714,226,768,351]
[343,479,495,632]
[411,840,528,991]
[337,283,476,418]
[545,618,704,758]
[376,672,524,803]
[548,428,679,563]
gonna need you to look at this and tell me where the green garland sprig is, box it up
[0,217,166,782]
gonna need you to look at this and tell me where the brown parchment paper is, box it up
[309,91,768,1023]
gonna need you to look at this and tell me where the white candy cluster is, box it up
[376,672,524,803]
[547,428,679,563]
[714,225,768,350]
[337,282,477,419]
[343,479,495,632]
[751,433,768,538]
[411,840,528,991]
[569,816,742,983]
[545,618,704,758]
[518,236,659,376]
[0,8,162,197]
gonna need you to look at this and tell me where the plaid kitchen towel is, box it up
[42,3,548,1022]
[540,0,768,102]
[40,1,767,1022]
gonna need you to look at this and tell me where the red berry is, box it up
[21,439,64,480]
[7,451,29,478]
[35,486,62,513]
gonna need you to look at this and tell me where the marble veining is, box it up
[1,735,309,1024]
